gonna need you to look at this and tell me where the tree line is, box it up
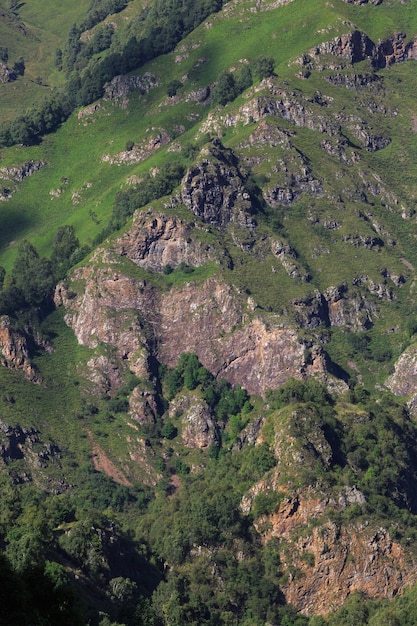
[0,0,227,148]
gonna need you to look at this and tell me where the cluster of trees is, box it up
[0,5,276,148]
[0,225,86,315]
[80,0,130,32]
[0,553,83,626]
[267,378,417,522]
[0,0,227,147]
[162,352,250,428]
[0,1,274,147]
[346,331,393,363]
[212,56,275,106]
[0,468,158,626]
[2,363,417,624]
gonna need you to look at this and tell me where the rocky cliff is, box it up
[55,252,328,397]
[269,494,417,616]
[0,316,40,382]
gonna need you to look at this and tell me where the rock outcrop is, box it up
[0,316,40,382]
[311,30,417,68]
[103,72,159,107]
[270,494,417,616]
[0,419,64,491]
[102,129,171,165]
[386,343,417,414]
[169,394,219,448]
[129,387,158,426]
[180,140,255,229]
[55,251,334,397]
[0,61,16,83]
[201,80,389,152]
[291,285,377,331]
[114,210,218,271]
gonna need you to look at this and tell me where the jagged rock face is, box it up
[56,257,329,396]
[204,78,389,154]
[129,387,158,425]
[242,479,417,615]
[86,355,124,393]
[54,264,155,388]
[0,419,64,491]
[386,344,417,414]
[0,160,46,201]
[0,62,16,83]
[291,286,376,331]
[169,394,219,448]
[180,141,255,229]
[244,120,294,149]
[157,282,324,394]
[266,494,417,616]
[0,316,40,382]
[312,30,417,68]
[102,129,171,165]
[114,210,217,271]
[325,72,381,90]
[0,160,46,183]
[343,0,382,4]
[313,30,375,63]
[103,72,159,106]
[239,91,340,136]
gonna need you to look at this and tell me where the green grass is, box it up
[0,0,92,120]
[0,0,416,393]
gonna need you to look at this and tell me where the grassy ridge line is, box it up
[0,0,92,121]
[0,0,416,273]
[0,0,348,267]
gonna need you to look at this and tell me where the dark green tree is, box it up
[12,240,55,307]
[51,225,80,279]
[0,47,8,63]
[212,71,237,106]
[13,57,25,76]
[253,55,275,80]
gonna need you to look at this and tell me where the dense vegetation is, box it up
[3,369,417,624]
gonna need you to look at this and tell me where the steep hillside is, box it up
[2,0,417,624]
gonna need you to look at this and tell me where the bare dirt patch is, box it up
[86,429,132,487]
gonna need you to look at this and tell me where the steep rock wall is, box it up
[56,261,323,396]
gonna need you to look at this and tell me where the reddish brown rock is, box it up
[0,316,40,382]
[115,210,217,272]
[269,495,417,616]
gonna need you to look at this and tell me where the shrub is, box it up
[167,79,182,97]
[253,55,275,79]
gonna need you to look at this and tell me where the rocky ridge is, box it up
[0,316,40,382]
[273,495,416,615]
[0,419,64,491]
[0,160,46,200]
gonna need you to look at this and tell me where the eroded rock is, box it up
[180,140,255,229]
[170,394,219,448]
[114,210,218,272]
[0,316,40,382]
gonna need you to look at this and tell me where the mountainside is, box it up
[2,0,417,624]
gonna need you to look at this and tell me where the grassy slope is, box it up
[0,0,417,458]
[1,2,417,622]
[0,0,92,120]
[0,0,412,255]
